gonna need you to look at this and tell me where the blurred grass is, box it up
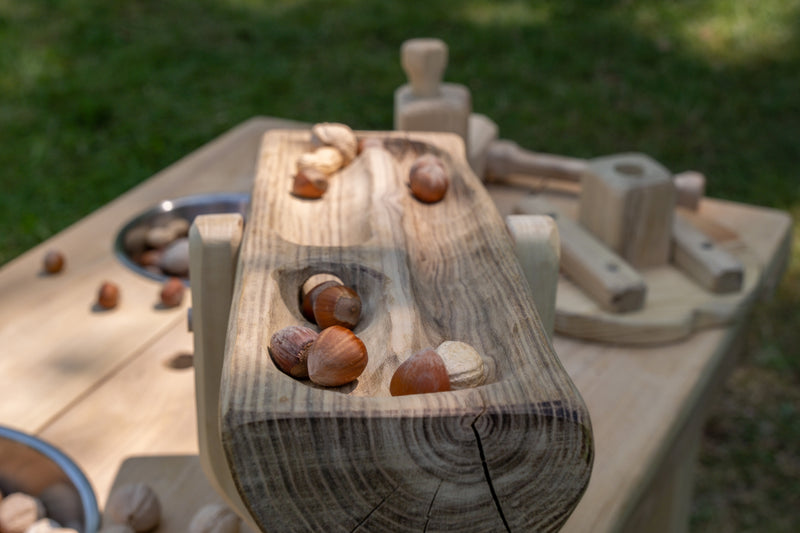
[1,1,798,530]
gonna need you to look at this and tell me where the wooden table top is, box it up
[0,117,791,532]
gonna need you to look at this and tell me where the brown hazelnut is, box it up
[312,284,361,330]
[105,483,160,532]
[188,502,240,533]
[300,279,341,323]
[0,493,45,533]
[159,277,185,308]
[291,167,329,199]
[268,325,318,378]
[390,348,451,396]
[306,326,368,387]
[409,155,449,203]
[97,281,120,310]
[43,250,65,274]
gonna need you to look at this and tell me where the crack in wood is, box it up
[471,412,512,532]
[422,479,443,532]
[350,484,401,532]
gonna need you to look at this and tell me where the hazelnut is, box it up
[307,326,368,387]
[291,167,329,199]
[268,325,318,378]
[105,483,160,532]
[97,281,120,310]
[390,348,451,396]
[144,226,174,249]
[160,277,185,308]
[25,518,60,533]
[310,123,358,165]
[43,250,65,274]
[188,503,240,533]
[0,493,45,533]
[137,249,163,268]
[158,238,190,277]
[312,284,361,330]
[300,279,341,323]
[297,146,345,176]
[434,341,486,389]
[409,156,449,203]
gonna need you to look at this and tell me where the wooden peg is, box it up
[673,170,706,211]
[517,196,647,313]
[672,211,744,293]
[486,139,587,182]
[505,215,560,339]
[401,38,448,98]
[394,39,471,145]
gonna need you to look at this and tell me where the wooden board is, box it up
[516,194,763,344]
[219,130,593,532]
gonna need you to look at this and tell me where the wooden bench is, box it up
[0,117,790,532]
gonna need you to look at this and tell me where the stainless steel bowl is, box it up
[113,192,250,282]
[0,426,99,533]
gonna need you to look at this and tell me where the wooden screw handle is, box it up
[401,38,448,97]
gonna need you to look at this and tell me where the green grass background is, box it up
[2,1,798,530]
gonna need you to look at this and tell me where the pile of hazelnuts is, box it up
[269,276,366,388]
[291,122,451,205]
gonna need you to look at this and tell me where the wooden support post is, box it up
[188,213,255,527]
[505,215,560,340]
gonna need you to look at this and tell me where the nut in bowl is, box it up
[114,193,250,283]
[0,426,100,533]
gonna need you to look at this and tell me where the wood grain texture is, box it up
[516,194,764,344]
[219,130,593,532]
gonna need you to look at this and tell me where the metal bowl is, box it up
[0,426,100,533]
[113,192,250,283]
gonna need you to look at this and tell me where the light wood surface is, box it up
[219,130,592,531]
[0,117,791,533]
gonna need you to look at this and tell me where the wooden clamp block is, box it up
[579,153,676,269]
[394,38,471,147]
[506,214,560,340]
[672,211,744,293]
[519,196,647,313]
